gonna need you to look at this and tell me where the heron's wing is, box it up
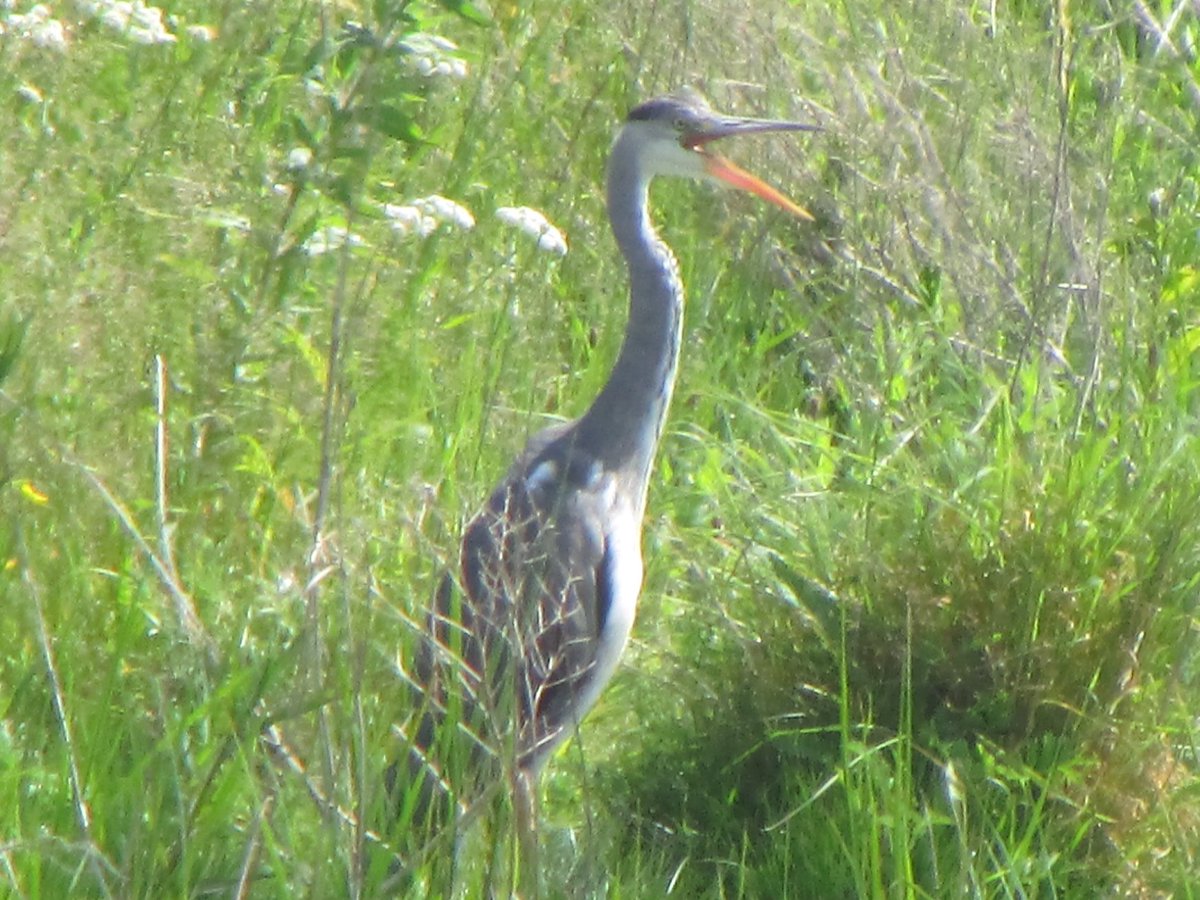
[395,429,621,833]
[454,445,613,766]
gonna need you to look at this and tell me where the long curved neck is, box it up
[576,135,685,515]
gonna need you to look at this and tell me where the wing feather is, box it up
[417,436,615,776]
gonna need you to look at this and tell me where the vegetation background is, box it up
[2,0,1198,896]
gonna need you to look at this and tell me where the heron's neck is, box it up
[576,148,684,515]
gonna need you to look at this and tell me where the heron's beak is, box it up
[686,117,818,221]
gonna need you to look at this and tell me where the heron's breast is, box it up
[576,502,644,721]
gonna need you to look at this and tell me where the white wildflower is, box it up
[31,17,66,50]
[382,204,436,237]
[496,206,568,256]
[383,195,474,237]
[185,23,214,42]
[426,57,468,80]
[87,0,175,44]
[128,2,174,44]
[412,194,475,230]
[97,2,129,30]
[399,32,468,81]
[285,146,313,172]
[4,4,68,51]
[16,83,43,103]
[304,225,366,256]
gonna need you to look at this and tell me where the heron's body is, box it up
[399,89,813,835]
[448,423,645,772]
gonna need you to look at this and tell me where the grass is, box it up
[2,0,1199,896]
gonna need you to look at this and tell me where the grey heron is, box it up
[392,87,815,864]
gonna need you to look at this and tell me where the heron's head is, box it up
[619,87,818,219]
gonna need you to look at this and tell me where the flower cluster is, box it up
[496,206,568,256]
[104,0,173,43]
[77,0,175,44]
[398,33,468,80]
[1,5,69,51]
[303,225,366,257]
[285,147,314,173]
[383,195,475,237]
[184,23,215,43]
[2,0,215,52]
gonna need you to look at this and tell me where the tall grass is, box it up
[2,0,1198,896]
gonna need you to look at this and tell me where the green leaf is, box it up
[372,0,420,29]
[439,0,491,26]
[1161,264,1200,307]
[768,553,840,652]
[361,103,425,145]
[289,112,320,148]
[0,313,26,387]
[917,264,941,308]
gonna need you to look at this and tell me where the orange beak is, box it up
[703,153,814,221]
[684,116,819,221]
